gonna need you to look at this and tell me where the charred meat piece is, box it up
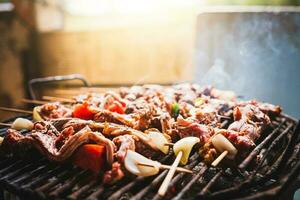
[1,122,115,165]
[103,162,125,184]
[233,104,271,125]
[228,119,262,141]
[113,135,136,162]
[176,116,215,145]
[62,118,166,153]
[257,102,282,116]
[38,102,72,120]
[218,129,255,150]
[238,100,281,117]
[94,109,135,127]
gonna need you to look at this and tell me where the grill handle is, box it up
[28,74,90,100]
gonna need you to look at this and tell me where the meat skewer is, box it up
[211,134,237,167]
[21,99,49,105]
[157,102,274,195]
[137,163,192,173]
[158,137,199,196]
[211,151,228,167]
[0,118,34,130]
[42,96,76,103]
[158,151,183,196]
[0,83,282,186]
[124,150,192,177]
[0,99,276,166]
[0,122,11,127]
[0,100,270,167]
[0,107,33,114]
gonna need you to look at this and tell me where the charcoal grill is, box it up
[0,113,299,200]
[0,75,299,200]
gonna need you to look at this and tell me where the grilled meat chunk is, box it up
[113,135,136,162]
[38,102,72,120]
[1,122,115,165]
[103,162,125,184]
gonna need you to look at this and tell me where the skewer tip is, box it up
[211,150,228,167]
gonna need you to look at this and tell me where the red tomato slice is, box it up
[73,144,106,173]
[107,100,125,114]
[72,102,95,120]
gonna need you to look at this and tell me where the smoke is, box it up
[200,59,231,89]
[195,13,300,117]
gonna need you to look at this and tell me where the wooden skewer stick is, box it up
[0,107,32,114]
[42,96,76,103]
[137,162,192,174]
[0,122,12,127]
[158,151,183,196]
[211,151,228,167]
[164,142,174,146]
[217,114,231,120]
[21,99,49,105]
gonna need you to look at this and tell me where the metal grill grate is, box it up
[0,114,299,200]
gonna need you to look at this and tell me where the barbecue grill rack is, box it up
[0,114,299,200]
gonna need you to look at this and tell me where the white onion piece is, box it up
[124,150,160,177]
[147,131,169,154]
[33,107,43,122]
[211,134,237,159]
[173,137,200,165]
[0,136,3,145]
[11,118,34,131]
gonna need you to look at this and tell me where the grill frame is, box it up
[0,114,299,200]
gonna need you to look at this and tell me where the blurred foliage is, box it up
[204,0,300,5]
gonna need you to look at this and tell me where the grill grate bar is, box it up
[130,170,168,200]
[0,113,299,200]
[239,119,286,170]
[250,123,293,176]
[10,163,49,185]
[0,162,41,182]
[0,160,25,175]
[87,176,133,200]
[85,184,105,200]
[172,164,208,200]
[276,121,300,173]
[48,169,90,198]
[197,120,293,198]
[201,121,297,200]
[147,120,230,200]
[67,178,98,200]
[22,165,65,189]
[107,152,175,200]
[35,167,79,195]
[151,154,200,200]
[107,176,150,200]
[168,158,199,188]
[198,170,222,196]
[279,160,300,196]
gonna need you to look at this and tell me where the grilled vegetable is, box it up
[171,103,180,119]
[124,150,160,177]
[147,130,169,154]
[11,118,34,131]
[73,144,106,173]
[173,137,200,165]
[195,98,205,107]
[107,100,126,114]
[72,103,95,120]
[211,134,237,159]
[33,107,43,121]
